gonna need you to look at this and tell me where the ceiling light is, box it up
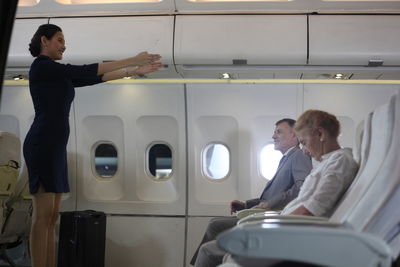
[12,75,25,81]
[220,73,233,79]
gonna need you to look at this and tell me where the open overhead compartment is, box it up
[174,15,307,78]
[309,15,400,66]
[51,16,177,78]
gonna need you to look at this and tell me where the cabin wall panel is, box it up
[81,115,125,201]
[135,115,180,202]
[74,83,186,215]
[106,216,185,267]
[186,217,215,267]
[193,116,239,203]
[303,84,400,149]
[187,83,301,216]
[6,19,48,68]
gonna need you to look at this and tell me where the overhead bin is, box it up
[309,15,400,66]
[175,15,307,66]
[174,15,307,78]
[175,0,400,14]
[51,16,177,78]
[6,19,48,68]
[16,0,175,18]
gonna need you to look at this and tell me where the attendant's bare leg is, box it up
[30,191,55,267]
[45,193,62,267]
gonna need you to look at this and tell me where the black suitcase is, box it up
[57,210,107,267]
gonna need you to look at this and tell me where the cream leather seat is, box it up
[0,131,32,267]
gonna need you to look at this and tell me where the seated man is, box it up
[196,110,359,267]
[191,118,313,266]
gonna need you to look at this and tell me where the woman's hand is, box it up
[253,202,269,209]
[133,51,161,66]
[101,62,163,81]
[98,52,161,75]
[290,205,314,216]
[134,61,163,75]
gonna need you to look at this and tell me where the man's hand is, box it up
[230,200,245,214]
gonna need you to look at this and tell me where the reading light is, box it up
[334,73,344,79]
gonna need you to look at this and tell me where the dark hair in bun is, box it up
[29,24,62,57]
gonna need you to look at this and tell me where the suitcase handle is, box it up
[84,210,106,219]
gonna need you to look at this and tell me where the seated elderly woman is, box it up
[194,110,359,267]
[280,109,359,217]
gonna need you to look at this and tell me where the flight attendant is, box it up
[24,23,162,267]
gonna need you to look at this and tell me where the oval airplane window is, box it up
[203,143,230,180]
[147,143,173,180]
[260,143,282,181]
[94,143,118,178]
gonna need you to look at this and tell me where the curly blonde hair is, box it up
[294,110,340,139]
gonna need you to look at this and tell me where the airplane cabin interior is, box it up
[1,0,400,266]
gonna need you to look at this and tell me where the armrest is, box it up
[237,212,328,225]
[217,223,392,267]
[235,209,278,219]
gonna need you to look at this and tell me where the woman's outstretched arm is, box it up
[97,51,161,75]
[101,61,163,82]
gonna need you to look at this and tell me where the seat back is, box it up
[0,131,20,167]
[353,115,370,168]
[0,131,31,244]
[329,94,396,225]
[346,92,400,258]
[0,131,20,195]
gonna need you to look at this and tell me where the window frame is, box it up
[145,141,174,181]
[91,141,119,180]
[258,141,283,181]
[201,142,231,181]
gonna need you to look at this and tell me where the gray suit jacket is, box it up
[245,147,312,210]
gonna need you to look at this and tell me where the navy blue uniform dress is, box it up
[23,55,104,194]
